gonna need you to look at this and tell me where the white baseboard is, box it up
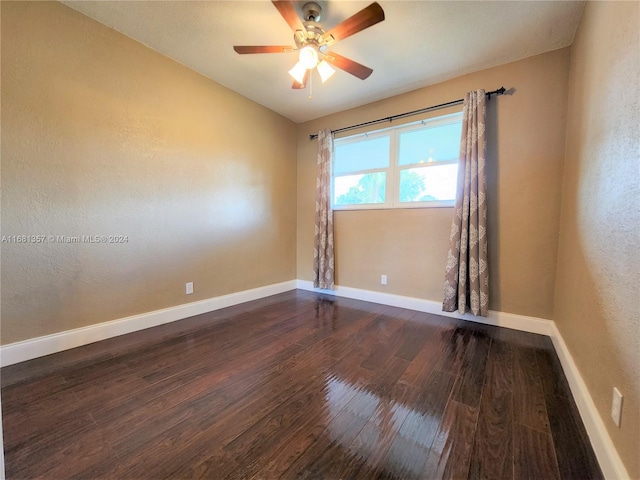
[550,323,630,480]
[296,280,554,336]
[296,279,629,480]
[0,280,297,367]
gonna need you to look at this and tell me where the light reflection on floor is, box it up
[324,375,441,478]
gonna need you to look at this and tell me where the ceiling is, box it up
[62,1,585,123]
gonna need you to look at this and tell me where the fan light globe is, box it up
[288,62,307,84]
[317,60,335,83]
[299,46,319,69]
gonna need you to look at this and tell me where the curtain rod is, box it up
[309,86,506,140]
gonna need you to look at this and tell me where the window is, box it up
[332,112,463,209]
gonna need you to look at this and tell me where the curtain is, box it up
[313,129,335,290]
[443,90,489,316]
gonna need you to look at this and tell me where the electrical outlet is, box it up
[186,282,194,295]
[381,275,387,285]
[611,387,623,427]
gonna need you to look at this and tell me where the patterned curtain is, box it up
[313,129,335,290]
[443,90,489,316]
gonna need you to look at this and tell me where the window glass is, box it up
[334,172,386,205]
[334,136,390,175]
[331,112,463,209]
[399,165,458,202]
[398,122,462,166]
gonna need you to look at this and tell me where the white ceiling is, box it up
[62,1,584,123]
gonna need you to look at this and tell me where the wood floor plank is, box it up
[104,419,204,479]
[336,382,422,479]
[514,424,561,480]
[218,377,330,479]
[89,360,225,425]
[246,373,363,479]
[397,321,450,389]
[280,385,378,479]
[394,322,436,361]
[374,370,456,480]
[434,325,472,376]
[451,329,492,408]
[1,372,68,410]
[136,302,321,384]
[468,338,514,480]
[104,339,315,458]
[7,427,118,480]
[545,391,604,479]
[512,343,551,434]
[423,399,479,480]
[5,396,123,480]
[359,317,411,371]
[1,290,602,480]
[535,338,573,399]
[152,314,384,478]
[2,375,76,427]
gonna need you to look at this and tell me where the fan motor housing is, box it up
[302,2,322,22]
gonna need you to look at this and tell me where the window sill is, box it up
[333,200,455,211]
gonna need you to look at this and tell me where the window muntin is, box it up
[332,112,463,209]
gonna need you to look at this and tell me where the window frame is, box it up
[332,111,463,211]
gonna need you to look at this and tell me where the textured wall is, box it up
[554,2,640,476]
[297,49,570,320]
[1,1,297,344]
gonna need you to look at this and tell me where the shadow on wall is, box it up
[555,146,640,475]
[556,217,640,475]
[485,94,500,311]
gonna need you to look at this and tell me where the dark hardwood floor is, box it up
[1,289,603,479]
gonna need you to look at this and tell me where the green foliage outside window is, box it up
[335,170,437,205]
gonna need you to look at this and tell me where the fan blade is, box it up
[324,52,373,80]
[292,70,310,89]
[272,1,304,32]
[321,2,384,44]
[234,46,294,54]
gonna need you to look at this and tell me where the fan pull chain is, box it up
[308,71,313,100]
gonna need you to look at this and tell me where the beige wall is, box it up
[297,49,570,319]
[1,1,297,344]
[555,2,639,477]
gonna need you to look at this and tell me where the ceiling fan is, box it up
[233,1,385,89]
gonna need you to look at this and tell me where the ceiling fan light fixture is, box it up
[234,1,385,90]
[288,61,307,84]
[298,45,319,69]
[317,60,335,82]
